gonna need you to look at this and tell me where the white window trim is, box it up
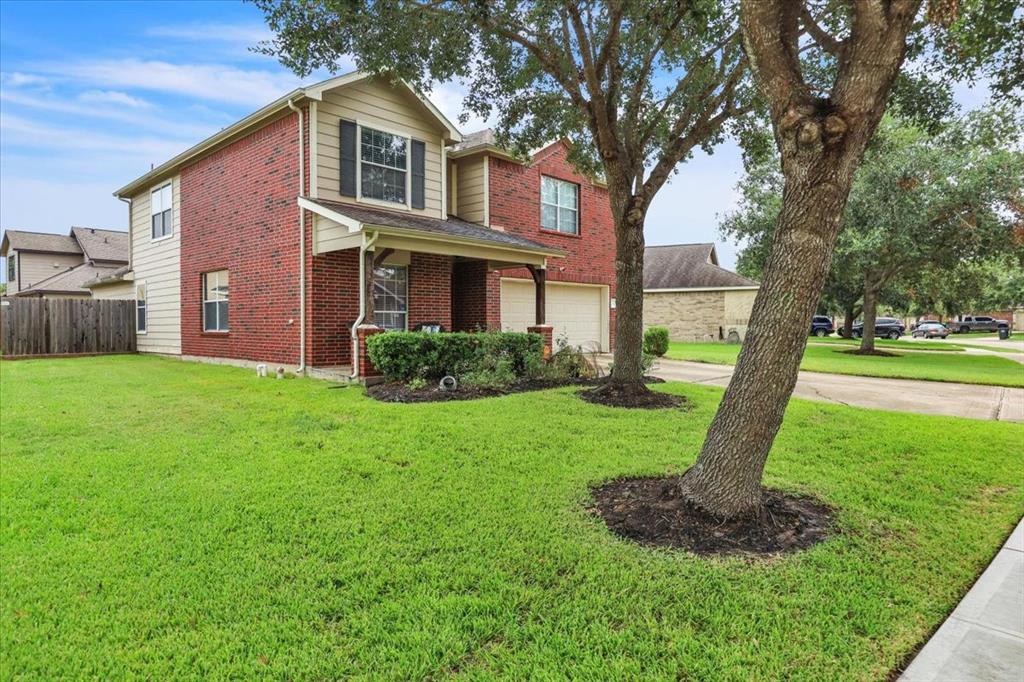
[355,119,412,210]
[540,175,579,235]
[373,264,409,331]
[149,181,174,243]
[202,270,230,333]
[135,281,148,335]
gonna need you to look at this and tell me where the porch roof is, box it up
[300,198,564,260]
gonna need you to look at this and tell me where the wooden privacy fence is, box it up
[1,298,136,357]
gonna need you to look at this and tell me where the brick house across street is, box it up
[643,243,759,343]
[112,72,616,379]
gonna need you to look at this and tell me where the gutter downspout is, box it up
[287,98,307,375]
[117,196,133,270]
[350,230,379,380]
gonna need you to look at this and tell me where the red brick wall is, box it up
[486,141,617,346]
[180,112,305,365]
[452,260,500,331]
[408,253,453,331]
[308,248,359,366]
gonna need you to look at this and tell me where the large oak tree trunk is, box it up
[677,166,854,517]
[843,308,856,338]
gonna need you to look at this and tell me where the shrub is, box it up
[366,331,543,382]
[643,326,670,356]
[461,356,517,389]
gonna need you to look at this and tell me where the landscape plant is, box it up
[643,326,670,357]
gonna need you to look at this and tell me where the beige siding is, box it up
[645,289,757,343]
[89,280,135,300]
[315,79,445,217]
[724,289,757,326]
[15,252,83,291]
[455,156,487,225]
[131,176,181,354]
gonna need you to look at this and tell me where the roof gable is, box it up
[1,230,82,256]
[71,227,129,263]
[644,244,758,290]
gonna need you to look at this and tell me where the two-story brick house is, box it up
[113,72,615,379]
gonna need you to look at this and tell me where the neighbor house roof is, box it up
[644,243,758,291]
[82,264,133,289]
[1,230,82,256]
[300,198,564,256]
[12,262,123,297]
[71,227,129,263]
[114,71,462,199]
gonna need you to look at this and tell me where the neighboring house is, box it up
[112,72,615,376]
[1,227,129,299]
[643,243,759,342]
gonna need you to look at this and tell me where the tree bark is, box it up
[843,308,856,338]
[603,188,649,392]
[860,279,879,352]
[678,166,853,517]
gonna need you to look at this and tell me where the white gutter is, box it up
[287,98,307,375]
[350,230,379,380]
[117,196,133,274]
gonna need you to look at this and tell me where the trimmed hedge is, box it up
[643,326,670,356]
[366,331,544,382]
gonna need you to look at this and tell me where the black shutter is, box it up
[339,120,357,197]
[411,139,426,209]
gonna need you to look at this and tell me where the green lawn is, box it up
[665,341,1024,387]
[810,336,966,351]
[2,357,1023,680]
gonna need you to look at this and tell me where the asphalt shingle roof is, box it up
[71,227,129,263]
[306,198,562,254]
[2,230,82,255]
[14,262,123,296]
[644,243,758,290]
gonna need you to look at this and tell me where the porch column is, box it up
[363,248,376,322]
[528,265,546,325]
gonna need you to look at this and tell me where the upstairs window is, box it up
[360,127,407,204]
[202,270,229,332]
[136,284,147,333]
[541,176,579,234]
[151,183,173,239]
[7,254,14,282]
[373,265,408,330]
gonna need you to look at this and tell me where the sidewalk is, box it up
[898,519,1024,681]
[649,359,1024,422]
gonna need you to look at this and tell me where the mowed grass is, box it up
[810,336,966,351]
[665,341,1024,387]
[2,357,1023,680]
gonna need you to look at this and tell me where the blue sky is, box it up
[0,1,989,281]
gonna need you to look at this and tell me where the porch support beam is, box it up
[363,248,375,322]
[372,248,395,267]
[527,265,546,325]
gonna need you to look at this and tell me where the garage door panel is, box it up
[500,278,605,351]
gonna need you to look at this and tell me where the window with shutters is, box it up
[150,182,173,240]
[360,127,408,204]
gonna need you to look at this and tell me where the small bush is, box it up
[461,356,517,389]
[643,327,670,356]
[366,331,543,382]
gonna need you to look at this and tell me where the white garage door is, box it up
[500,278,607,351]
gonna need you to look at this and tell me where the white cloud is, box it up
[79,90,150,108]
[145,22,273,45]
[427,80,496,133]
[33,59,303,107]
[1,113,192,163]
[0,178,127,234]
[0,72,50,89]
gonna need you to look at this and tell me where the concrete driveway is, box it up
[650,358,1024,422]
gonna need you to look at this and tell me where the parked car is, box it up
[952,316,1010,333]
[912,322,950,339]
[912,319,941,329]
[850,317,905,339]
[810,315,834,337]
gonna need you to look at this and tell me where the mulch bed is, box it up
[366,375,665,403]
[590,475,834,557]
[839,348,901,357]
[577,383,688,409]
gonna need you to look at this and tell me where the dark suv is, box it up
[810,316,834,337]
[851,317,905,339]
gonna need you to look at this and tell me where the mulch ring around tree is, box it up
[366,376,666,403]
[577,381,689,409]
[590,476,834,557]
[839,348,901,357]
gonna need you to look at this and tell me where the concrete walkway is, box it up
[650,359,1024,422]
[898,519,1024,681]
